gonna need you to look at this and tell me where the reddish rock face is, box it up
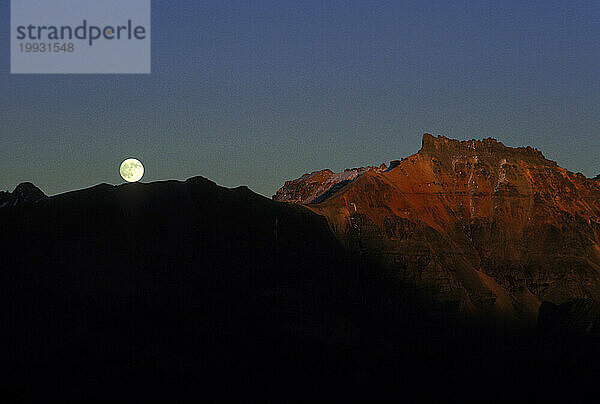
[274,134,600,329]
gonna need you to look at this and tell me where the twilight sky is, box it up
[1,0,599,196]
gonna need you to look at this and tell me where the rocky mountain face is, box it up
[274,134,600,330]
[0,182,46,208]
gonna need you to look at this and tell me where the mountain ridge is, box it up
[2,170,599,398]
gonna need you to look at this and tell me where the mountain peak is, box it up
[419,133,550,165]
[0,182,47,208]
[13,182,46,200]
[274,134,562,206]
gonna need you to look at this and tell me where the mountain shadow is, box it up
[1,176,598,400]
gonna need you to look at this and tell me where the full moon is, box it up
[120,158,144,182]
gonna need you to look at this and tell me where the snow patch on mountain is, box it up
[274,165,388,204]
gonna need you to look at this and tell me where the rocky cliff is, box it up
[274,134,600,329]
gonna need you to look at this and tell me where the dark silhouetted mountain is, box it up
[2,174,599,400]
[0,182,46,208]
[1,177,441,399]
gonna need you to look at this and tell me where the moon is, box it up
[120,158,144,182]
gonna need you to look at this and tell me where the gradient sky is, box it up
[1,0,599,196]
